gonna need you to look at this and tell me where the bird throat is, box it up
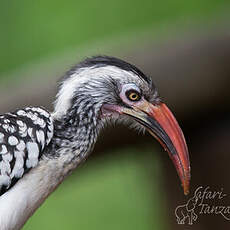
[47,105,101,166]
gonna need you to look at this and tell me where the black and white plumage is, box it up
[0,107,53,195]
[0,56,190,230]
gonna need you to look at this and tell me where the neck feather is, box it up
[48,98,102,164]
[0,102,103,230]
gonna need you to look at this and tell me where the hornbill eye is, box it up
[126,90,141,102]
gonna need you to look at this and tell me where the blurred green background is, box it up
[0,0,229,77]
[1,1,230,230]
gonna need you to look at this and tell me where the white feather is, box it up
[53,66,141,119]
[0,151,80,230]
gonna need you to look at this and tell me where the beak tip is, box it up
[183,185,190,195]
[183,171,191,195]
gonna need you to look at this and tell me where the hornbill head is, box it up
[55,56,191,195]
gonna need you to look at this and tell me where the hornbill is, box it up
[0,56,190,230]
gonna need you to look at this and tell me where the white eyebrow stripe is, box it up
[120,83,141,93]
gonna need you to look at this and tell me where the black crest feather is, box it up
[64,55,152,84]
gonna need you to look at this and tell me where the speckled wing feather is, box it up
[0,107,53,195]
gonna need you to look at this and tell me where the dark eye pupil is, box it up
[131,93,136,98]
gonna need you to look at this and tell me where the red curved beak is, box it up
[146,103,190,195]
[120,101,190,195]
[102,101,191,195]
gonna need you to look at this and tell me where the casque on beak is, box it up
[120,100,191,195]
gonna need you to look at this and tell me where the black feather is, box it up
[63,55,152,84]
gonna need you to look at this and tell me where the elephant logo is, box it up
[175,195,199,225]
